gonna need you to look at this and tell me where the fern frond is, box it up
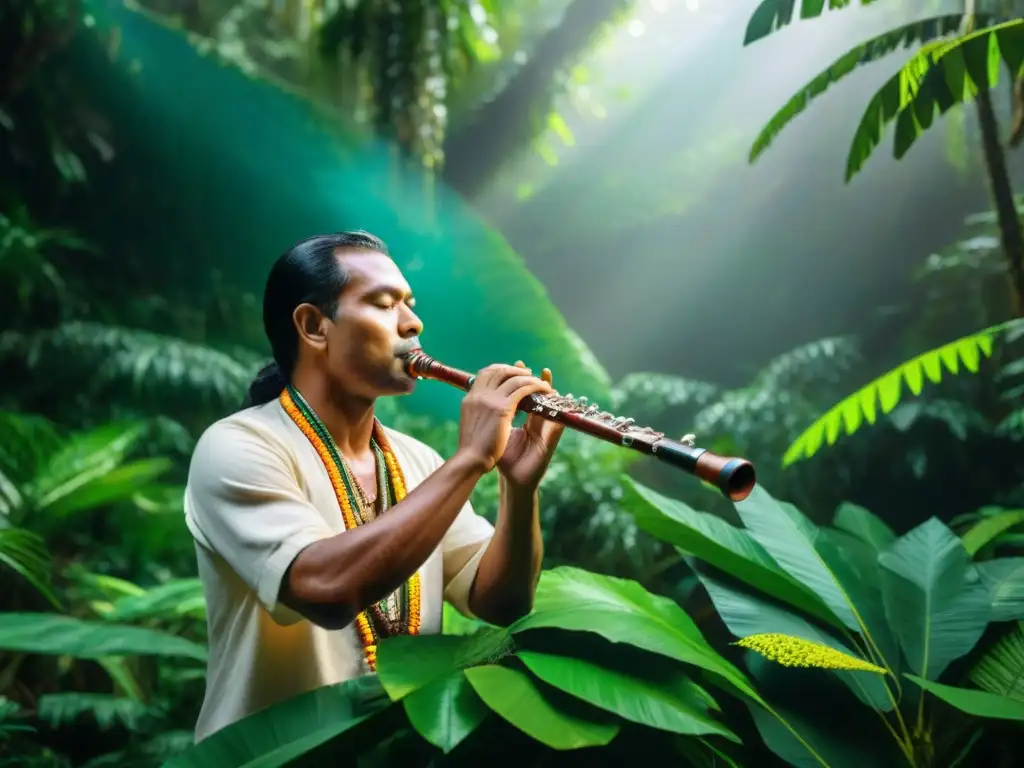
[782,320,1023,467]
[970,622,1024,701]
[751,335,861,391]
[0,527,59,607]
[610,373,720,413]
[36,693,156,731]
[0,322,266,412]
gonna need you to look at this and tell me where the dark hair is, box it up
[241,230,389,408]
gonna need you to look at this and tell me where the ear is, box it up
[292,303,329,351]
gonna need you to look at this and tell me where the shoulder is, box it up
[189,402,299,485]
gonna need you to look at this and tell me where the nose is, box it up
[399,305,423,338]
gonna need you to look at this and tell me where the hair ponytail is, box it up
[242,361,288,409]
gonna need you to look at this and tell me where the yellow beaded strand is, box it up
[280,388,421,671]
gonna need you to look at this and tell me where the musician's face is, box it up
[324,249,423,398]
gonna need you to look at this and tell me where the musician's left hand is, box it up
[497,361,566,490]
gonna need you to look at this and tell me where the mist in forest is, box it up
[478,0,1024,386]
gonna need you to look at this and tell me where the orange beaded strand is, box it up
[279,388,421,672]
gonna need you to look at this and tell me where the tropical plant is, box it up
[781,318,1024,466]
[161,563,895,767]
[743,0,1024,313]
[622,476,1024,767]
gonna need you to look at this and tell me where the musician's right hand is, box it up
[456,364,553,473]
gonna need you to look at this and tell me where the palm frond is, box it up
[744,0,883,45]
[845,18,1024,181]
[750,14,967,163]
[782,319,1024,467]
[970,622,1024,701]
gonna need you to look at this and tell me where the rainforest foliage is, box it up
[1,0,1023,766]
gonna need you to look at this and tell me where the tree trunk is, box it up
[975,86,1024,316]
[441,0,632,200]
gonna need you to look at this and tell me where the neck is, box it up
[290,369,376,458]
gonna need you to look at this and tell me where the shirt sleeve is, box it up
[183,419,335,625]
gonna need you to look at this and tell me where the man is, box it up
[183,230,564,742]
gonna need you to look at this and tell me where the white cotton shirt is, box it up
[182,399,495,743]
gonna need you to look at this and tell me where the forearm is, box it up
[283,450,487,626]
[468,477,544,626]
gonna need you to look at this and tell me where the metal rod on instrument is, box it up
[402,350,757,502]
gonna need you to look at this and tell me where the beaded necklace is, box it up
[279,385,421,671]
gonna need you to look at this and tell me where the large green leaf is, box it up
[846,19,1024,181]
[744,699,874,768]
[696,570,893,711]
[962,511,1024,555]
[401,672,488,754]
[621,478,840,629]
[816,528,900,668]
[733,486,866,634]
[0,613,207,662]
[102,578,206,622]
[44,458,173,518]
[30,421,147,509]
[375,628,512,700]
[783,321,1022,466]
[509,567,761,702]
[975,558,1024,622]
[831,503,895,551]
[517,650,738,740]
[878,518,991,680]
[165,676,391,768]
[905,675,1024,721]
[463,664,618,750]
[749,14,966,163]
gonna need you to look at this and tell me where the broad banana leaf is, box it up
[878,518,991,681]
[165,676,394,768]
[620,478,842,629]
[73,0,611,421]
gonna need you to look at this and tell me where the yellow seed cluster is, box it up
[280,389,421,673]
[734,633,887,675]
